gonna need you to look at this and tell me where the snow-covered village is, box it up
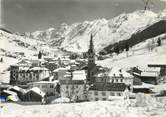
[0,0,166,117]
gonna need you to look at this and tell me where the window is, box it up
[26,73,29,76]
[112,79,114,83]
[110,92,114,96]
[42,85,47,88]
[102,91,106,96]
[94,91,98,96]
[117,93,121,96]
[50,85,54,88]
[102,98,106,101]
[95,98,98,101]
[116,79,118,83]
[120,79,123,82]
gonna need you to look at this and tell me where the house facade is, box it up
[108,67,134,91]
[60,80,87,102]
[10,65,50,85]
[88,83,127,101]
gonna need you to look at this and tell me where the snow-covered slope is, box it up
[0,30,55,57]
[97,33,166,69]
[26,10,166,53]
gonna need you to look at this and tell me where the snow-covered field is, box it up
[1,94,166,117]
[0,57,18,83]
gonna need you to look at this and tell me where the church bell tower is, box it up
[87,34,96,83]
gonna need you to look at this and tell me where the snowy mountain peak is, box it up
[25,10,164,53]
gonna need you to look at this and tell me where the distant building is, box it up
[88,83,127,101]
[10,64,50,85]
[94,67,133,91]
[60,70,87,102]
[109,67,134,87]
[28,81,58,96]
[137,71,159,85]
[148,63,166,77]
[132,67,160,85]
[53,66,71,80]
[60,80,86,102]
[24,87,46,102]
[94,67,110,83]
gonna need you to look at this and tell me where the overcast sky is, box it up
[1,0,166,33]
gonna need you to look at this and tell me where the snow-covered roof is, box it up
[30,80,58,84]
[19,66,30,71]
[141,72,158,77]
[109,67,133,78]
[141,67,161,73]
[8,86,22,92]
[133,83,155,89]
[28,87,45,97]
[30,67,49,71]
[53,66,70,72]
[3,90,17,96]
[72,70,86,80]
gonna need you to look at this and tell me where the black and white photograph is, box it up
[0,0,166,117]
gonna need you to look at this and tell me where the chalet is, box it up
[148,63,166,77]
[133,69,159,85]
[24,87,46,102]
[88,83,127,101]
[140,71,159,85]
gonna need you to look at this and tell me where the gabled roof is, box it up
[27,87,45,97]
[53,66,71,72]
[89,83,126,91]
[2,90,17,96]
[8,86,25,92]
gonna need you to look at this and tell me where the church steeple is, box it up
[87,34,96,83]
[88,34,95,54]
